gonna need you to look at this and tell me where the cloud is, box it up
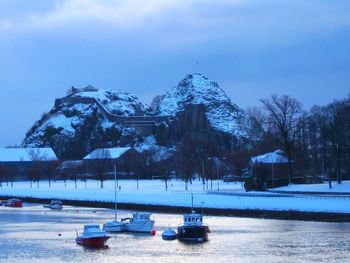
[0,0,347,47]
[9,0,237,30]
[2,1,350,43]
[0,20,12,32]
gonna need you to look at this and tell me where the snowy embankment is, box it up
[0,180,350,215]
[276,181,350,193]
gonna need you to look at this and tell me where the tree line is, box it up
[157,93,350,189]
[1,94,349,190]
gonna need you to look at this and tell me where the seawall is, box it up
[1,195,349,223]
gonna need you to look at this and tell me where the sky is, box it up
[0,0,350,147]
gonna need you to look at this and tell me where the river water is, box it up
[0,203,349,263]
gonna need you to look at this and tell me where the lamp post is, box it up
[207,157,214,190]
[114,163,117,221]
[210,157,224,191]
[201,159,205,191]
[271,162,274,192]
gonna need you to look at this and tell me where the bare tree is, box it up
[324,99,350,184]
[175,144,195,191]
[310,105,333,188]
[261,95,304,183]
[27,148,47,188]
[0,163,11,187]
[154,157,174,191]
[88,149,111,189]
[246,105,268,131]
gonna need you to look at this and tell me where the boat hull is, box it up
[103,221,125,233]
[162,234,177,240]
[177,225,209,243]
[3,200,23,208]
[43,204,62,210]
[124,220,155,233]
[76,236,110,248]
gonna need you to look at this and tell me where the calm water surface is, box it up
[0,204,349,263]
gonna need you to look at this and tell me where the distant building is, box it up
[249,149,289,190]
[56,160,87,181]
[0,148,58,181]
[83,147,141,179]
[71,85,98,94]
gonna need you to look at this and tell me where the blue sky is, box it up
[0,0,350,147]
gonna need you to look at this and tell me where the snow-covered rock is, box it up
[157,73,254,140]
[72,89,147,116]
[22,87,146,159]
[135,136,176,162]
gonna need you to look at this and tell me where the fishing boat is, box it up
[43,200,63,210]
[177,194,210,242]
[122,212,155,234]
[2,198,23,208]
[76,224,110,248]
[177,211,210,243]
[162,227,177,240]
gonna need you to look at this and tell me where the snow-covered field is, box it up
[0,179,349,214]
[277,181,350,193]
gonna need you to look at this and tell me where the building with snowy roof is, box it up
[0,148,58,162]
[82,147,142,180]
[0,148,58,181]
[249,150,289,190]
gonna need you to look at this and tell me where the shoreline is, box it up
[2,195,350,223]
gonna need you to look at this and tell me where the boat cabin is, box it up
[83,224,103,233]
[183,212,204,226]
[132,212,151,222]
[50,200,62,205]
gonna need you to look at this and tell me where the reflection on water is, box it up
[0,204,350,262]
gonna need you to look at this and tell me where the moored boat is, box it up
[76,224,110,248]
[103,220,125,233]
[162,227,177,240]
[102,162,125,233]
[122,212,155,233]
[177,211,210,243]
[43,200,63,210]
[2,198,23,208]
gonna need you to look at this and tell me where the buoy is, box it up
[151,229,156,236]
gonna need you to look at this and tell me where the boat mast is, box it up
[191,193,194,212]
[114,163,117,221]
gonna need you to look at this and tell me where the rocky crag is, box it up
[22,74,261,160]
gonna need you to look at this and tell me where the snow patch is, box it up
[135,136,175,162]
[158,73,251,139]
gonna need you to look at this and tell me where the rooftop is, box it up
[0,148,58,162]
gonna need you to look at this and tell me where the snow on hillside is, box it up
[158,74,252,139]
[73,89,147,116]
[23,88,148,148]
[25,103,97,143]
[135,136,176,162]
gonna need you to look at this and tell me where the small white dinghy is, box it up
[162,227,177,240]
[43,200,63,210]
